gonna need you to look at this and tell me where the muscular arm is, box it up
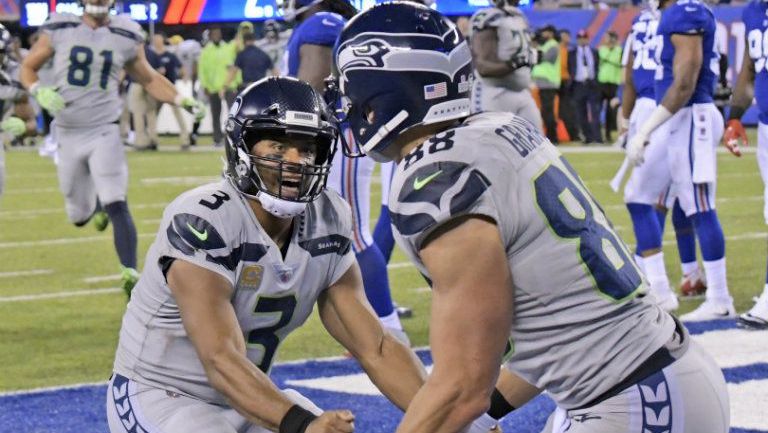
[167,259,295,430]
[396,216,514,433]
[298,44,332,91]
[621,49,637,122]
[471,29,514,78]
[125,45,180,105]
[14,95,39,135]
[729,33,755,119]
[20,33,54,89]
[659,34,703,113]
[319,262,427,410]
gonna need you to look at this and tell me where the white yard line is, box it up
[3,187,58,195]
[0,269,54,278]
[0,202,166,219]
[140,176,220,186]
[0,381,108,397]
[0,287,121,303]
[82,274,121,283]
[387,262,412,270]
[0,233,154,249]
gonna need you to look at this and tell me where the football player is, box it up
[0,24,37,200]
[281,0,411,336]
[469,0,542,130]
[20,0,205,295]
[627,0,734,321]
[721,0,768,329]
[331,3,729,432]
[107,76,497,433]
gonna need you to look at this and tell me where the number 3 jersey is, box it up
[41,13,144,128]
[388,112,680,409]
[744,0,768,123]
[113,180,355,404]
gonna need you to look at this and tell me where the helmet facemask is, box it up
[81,0,114,18]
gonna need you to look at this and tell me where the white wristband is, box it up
[637,105,673,138]
[29,82,40,96]
[173,93,185,106]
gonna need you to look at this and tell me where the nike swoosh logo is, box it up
[322,19,337,26]
[684,6,697,11]
[186,223,208,241]
[413,170,443,190]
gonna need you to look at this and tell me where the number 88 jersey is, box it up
[744,0,768,124]
[388,112,678,409]
[41,13,144,128]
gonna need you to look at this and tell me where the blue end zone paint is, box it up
[2,323,766,433]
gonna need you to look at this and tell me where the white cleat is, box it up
[680,298,736,322]
[738,292,768,330]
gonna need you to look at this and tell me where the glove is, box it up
[178,96,206,122]
[31,85,66,115]
[723,118,747,157]
[617,114,629,136]
[0,116,26,138]
[626,132,649,166]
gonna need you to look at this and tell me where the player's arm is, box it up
[168,259,353,433]
[620,49,636,130]
[471,29,515,77]
[13,95,39,136]
[298,44,333,91]
[396,216,514,433]
[318,261,428,411]
[723,32,755,155]
[19,33,53,89]
[127,47,205,118]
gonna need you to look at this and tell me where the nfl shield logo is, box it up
[272,264,295,283]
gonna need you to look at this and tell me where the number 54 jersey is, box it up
[41,13,144,128]
[113,180,355,405]
[389,112,680,409]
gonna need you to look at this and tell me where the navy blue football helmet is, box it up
[330,1,473,162]
[225,77,338,217]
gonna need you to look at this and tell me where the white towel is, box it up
[692,103,716,183]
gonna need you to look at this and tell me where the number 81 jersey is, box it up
[41,13,144,128]
[744,0,768,124]
[388,112,678,409]
[113,180,355,405]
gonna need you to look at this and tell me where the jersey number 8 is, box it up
[748,29,768,73]
[67,46,113,89]
[534,158,642,302]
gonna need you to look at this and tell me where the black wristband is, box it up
[487,388,516,420]
[728,105,747,121]
[279,405,317,433]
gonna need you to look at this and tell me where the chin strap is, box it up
[256,192,308,219]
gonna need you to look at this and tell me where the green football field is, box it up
[1,135,766,392]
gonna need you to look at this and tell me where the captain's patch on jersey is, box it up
[238,264,265,290]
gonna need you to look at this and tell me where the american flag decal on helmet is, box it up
[424,82,447,100]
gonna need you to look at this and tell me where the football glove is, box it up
[723,118,747,157]
[178,97,206,121]
[626,132,648,166]
[0,116,26,138]
[31,85,66,115]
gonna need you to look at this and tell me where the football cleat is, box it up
[679,270,706,298]
[737,292,768,330]
[680,298,736,322]
[92,210,109,232]
[120,267,140,299]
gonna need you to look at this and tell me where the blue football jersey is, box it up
[743,0,768,123]
[282,12,346,77]
[626,10,660,99]
[654,0,718,105]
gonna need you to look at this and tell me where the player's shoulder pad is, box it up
[662,0,714,35]
[303,12,345,32]
[392,128,493,237]
[471,8,504,32]
[41,13,80,31]
[298,190,353,257]
[163,183,241,256]
[108,14,145,43]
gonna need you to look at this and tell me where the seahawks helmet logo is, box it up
[337,39,392,71]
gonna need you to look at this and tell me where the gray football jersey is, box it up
[0,61,24,119]
[41,13,144,127]
[389,112,678,409]
[113,180,355,404]
[470,7,532,91]
[257,32,290,72]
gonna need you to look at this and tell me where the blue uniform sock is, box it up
[691,210,725,262]
[655,206,667,233]
[627,203,663,254]
[356,245,395,318]
[104,201,137,269]
[672,200,698,265]
[373,205,395,262]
